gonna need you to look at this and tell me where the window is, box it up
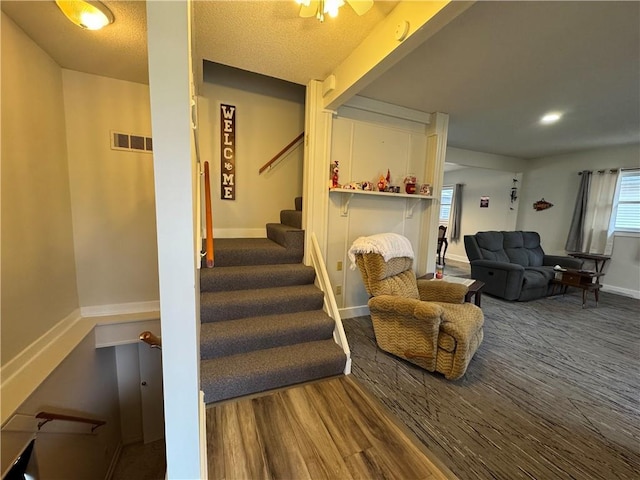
[612,170,640,233]
[440,186,453,225]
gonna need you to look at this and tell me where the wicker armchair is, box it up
[355,252,484,380]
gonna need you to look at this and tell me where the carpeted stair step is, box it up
[266,223,304,251]
[200,263,315,293]
[212,238,302,267]
[200,310,335,360]
[201,284,324,323]
[201,339,346,403]
[280,209,302,229]
[295,196,302,211]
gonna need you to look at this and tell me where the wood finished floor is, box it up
[206,376,455,480]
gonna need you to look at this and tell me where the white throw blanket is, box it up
[348,233,414,269]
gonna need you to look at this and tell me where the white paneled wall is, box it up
[326,109,434,317]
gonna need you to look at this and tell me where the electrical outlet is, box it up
[337,261,343,271]
[336,285,342,295]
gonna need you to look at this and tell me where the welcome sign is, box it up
[220,104,236,200]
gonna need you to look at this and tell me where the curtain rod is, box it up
[578,167,639,175]
[578,169,618,175]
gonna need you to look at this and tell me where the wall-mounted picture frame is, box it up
[480,196,489,208]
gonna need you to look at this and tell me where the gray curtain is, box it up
[450,183,463,241]
[565,171,591,252]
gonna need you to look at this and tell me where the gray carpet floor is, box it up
[344,263,640,480]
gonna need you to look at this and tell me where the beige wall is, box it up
[443,166,522,262]
[1,13,79,365]
[62,70,159,308]
[199,71,305,237]
[517,144,640,296]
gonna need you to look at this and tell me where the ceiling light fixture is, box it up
[540,112,562,125]
[55,0,114,30]
[296,0,372,23]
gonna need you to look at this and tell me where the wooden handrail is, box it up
[259,132,304,174]
[139,331,162,349]
[36,411,106,433]
[204,161,214,268]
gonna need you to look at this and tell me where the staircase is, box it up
[200,197,347,404]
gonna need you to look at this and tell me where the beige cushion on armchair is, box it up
[355,252,484,380]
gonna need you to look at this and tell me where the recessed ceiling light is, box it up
[540,112,562,125]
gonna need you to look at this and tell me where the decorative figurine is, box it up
[377,175,387,192]
[330,160,340,188]
[404,174,417,194]
[420,184,432,196]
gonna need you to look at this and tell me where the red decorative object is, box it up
[331,160,340,188]
[377,175,387,191]
[533,198,554,211]
[403,174,417,194]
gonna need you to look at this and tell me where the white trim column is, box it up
[418,112,449,276]
[302,80,334,262]
[147,1,202,478]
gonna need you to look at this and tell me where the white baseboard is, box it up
[339,305,369,319]
[601,284,640,299]
[1,309,81,388]
[0,309,93,426]
[81,301,160,317]
[1,306,161,426]
[215,228,266,238]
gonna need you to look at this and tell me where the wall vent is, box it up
[111,131,153,154]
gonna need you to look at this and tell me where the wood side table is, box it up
[419,274,485,307]
[567,252,611,277]
[551,269,604,308]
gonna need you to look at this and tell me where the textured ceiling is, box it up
[1,0,150,84]
[193,1,398,85]
[1,0,397,86]
[2,1,639,160]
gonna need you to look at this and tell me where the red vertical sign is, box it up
[220,104,236,200]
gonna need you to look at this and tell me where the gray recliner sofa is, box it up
[464,231,583,301]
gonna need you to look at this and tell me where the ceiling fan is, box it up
[296,0,374,23]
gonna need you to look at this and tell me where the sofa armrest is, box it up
[470,260,524,301]
[543,255,583,269]
[416,279,467,304]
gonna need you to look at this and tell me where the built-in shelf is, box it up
[329,188,433,217]
[329,187,433,199]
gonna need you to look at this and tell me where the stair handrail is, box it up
[204,161,214,268]
[258,132,304,174]
[139,331,162,349]
[310,233,351,374]
[35,411,105,433]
